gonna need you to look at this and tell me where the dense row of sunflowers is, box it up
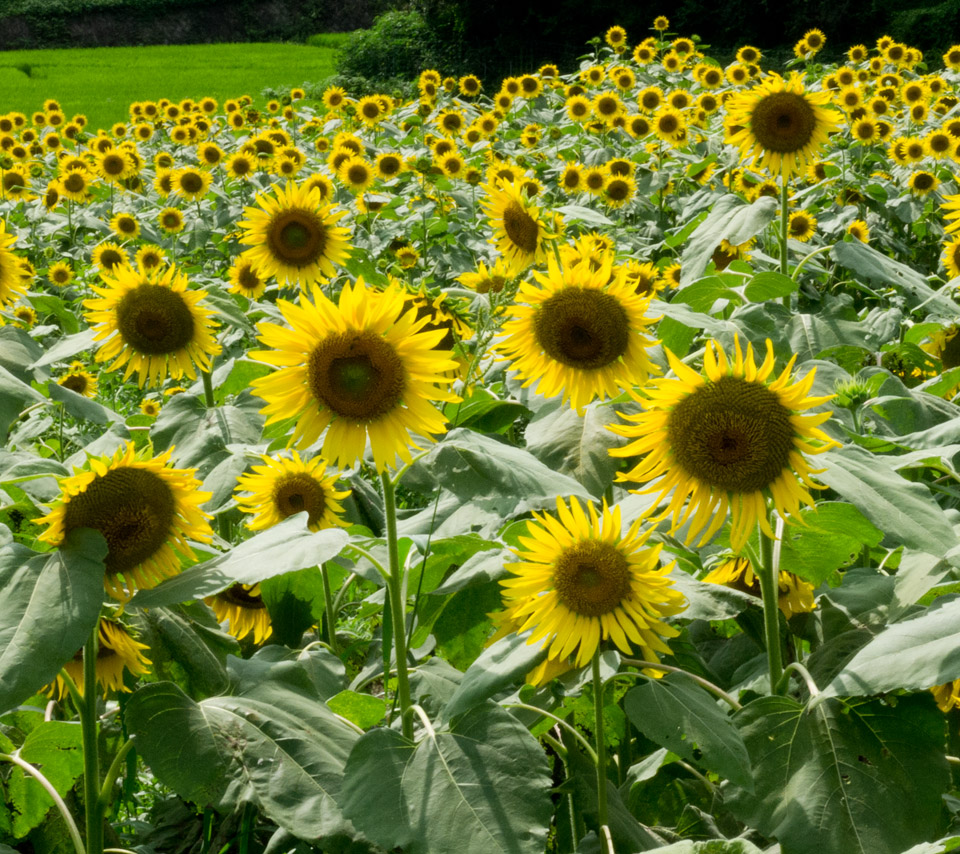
[3,17,960,854]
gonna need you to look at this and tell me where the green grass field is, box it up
[0,39,348,131]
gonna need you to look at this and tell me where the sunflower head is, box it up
[84,263,221,387]
[480,180,560,275]
[703,556,816,619]
[38,443,212,601]
[49,618,151,699]
[500,496,686,675]
[496,253,659,414]
[235,451,350,532]
[610,336,839,551]
[239,181,352,290]
[250,278,460,472]
[206,584,273,644]
[725,72,840,179]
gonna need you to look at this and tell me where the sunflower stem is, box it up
[757,522,784,695]
[201,370,215,408]
[82,621,104,854]
[381,470,413,741]
[591,650,610,833]
[97,738,134,812]
[779,176,790,308]
[319,562,339,655]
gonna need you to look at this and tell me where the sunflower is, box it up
[499,496,685,674]
[171,167,212,201]
[228,256,268,299]
[225,152,256,180]
[908,171,939,196]
[457,257,512,294]
[847,219,870,242]
[396,245,419,268]
[204,584,271,644]
[157,207,186,234]
[96,150,133,183]
[55,363,98,398]
[38,443,212,601]
[787,210,818,242]
[239,181,351,289]
[703,556,815,619]
[652,107,686,144]
[49,618,151,699]
[496,254,658,414]
[725,72,839,179]
[48,260,74,287]
[560,163,584,193]
[235,451,349,532]
[375,152,405,180]
[110,212,140,240]
[85,263,221,387]
[0,225,28,309]
[250,278,459,471]
[135,245,166,272]
[942,237,960,279]
[91,242,130,273]
[139,399,161,417]
[609,337,838,552]
[58,168,93,203]
[480,180,559,275]
[603,175,637,208]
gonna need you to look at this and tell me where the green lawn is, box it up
[0,40,347,132]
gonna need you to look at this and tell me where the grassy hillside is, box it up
[0,41,345,130]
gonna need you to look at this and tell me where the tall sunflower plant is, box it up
[2,22,960,854]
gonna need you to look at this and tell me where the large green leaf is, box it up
[818,445,957,554]
[726,694,949,854]
[0,364,46,443]
[444,631,548,720]
[832,239,960,315]
[0,530,106,714]
[823,594,960,698]
[644,842,764,854]
[623,674,752,790]
[128,516,348,608]
[524,399,627,497]
[679,195,777,287]
[125,680,360,839]
[6,721,84,837]
[341,704,552,854]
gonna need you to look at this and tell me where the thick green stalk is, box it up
[320,562,338,655]
[756,523,784,694]
[201,371,215,408]
[381,471,413,740]
[82,623,103,854]
[780,176,790,279]
[591,651,609,832]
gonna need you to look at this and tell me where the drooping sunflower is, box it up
[239,181,351,289]
[725,72,840,179]
[457,257,512,294]
[496,254,659,414]
[609,337,838,551]
[85,263,221,387]
[234,451,349,531]
[205,584,272,644]
[49,618,151,699]
[250,278,460,472]
[38,442,213,601]
[499,496,686,673]
[480,180,559,275]
[703,556,816,619]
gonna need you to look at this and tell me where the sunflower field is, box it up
[5,19,960,854]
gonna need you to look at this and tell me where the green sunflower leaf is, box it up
[0,529,106,714]
[340,703,553,854]
[726,694,948,854]
[623,674,753,790]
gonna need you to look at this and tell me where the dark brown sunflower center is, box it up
[63,466,176,575]
[63,173,86,192]
[220,583,266,609]
[117,217,137,233]
[116,284,196,355]
[502,201,539,254]
[361,102,380,118]
[99,250,124,270]
[607,179,631,202]
[237,266,261,289]
[3,172,26,191]
[667,376,795,493]
[554,540,631,617]
[658,114,679,134]
[60,374,89,394]
[272,473,327,525]
[307,331,405,422]
[268,209,327,265]
[232,158,252,175]
[179,173,203,194]
[379,156,401,176]
[913,173,935,191]
[749,91,817,154]
[789,217,811,236]
[534,288,630,370]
